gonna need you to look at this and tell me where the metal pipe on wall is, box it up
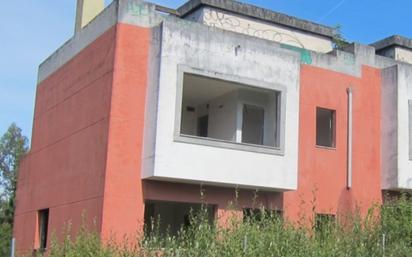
[10,238,15,257]
[347,87,353,189]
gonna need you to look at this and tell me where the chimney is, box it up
[75,0,105,33]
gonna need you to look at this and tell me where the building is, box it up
[13,0,412,254]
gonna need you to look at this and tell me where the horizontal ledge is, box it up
[174,134,285,156]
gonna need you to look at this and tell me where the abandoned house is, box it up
[13,0,412,254]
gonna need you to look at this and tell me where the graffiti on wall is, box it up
[203,9,312,64]
[126,2,313,64]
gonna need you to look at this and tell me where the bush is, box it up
[31,196,412,257]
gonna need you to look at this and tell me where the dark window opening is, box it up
[316,107,336,148]
[243,208,283,222]
[197,115,209,137]
[38,209,49,251]
[314,213,336,235]
[144,201,215,236]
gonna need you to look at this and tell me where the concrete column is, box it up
[75,0,105,33]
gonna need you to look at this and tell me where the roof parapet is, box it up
[177,0,336,39]
[371,35,412,51]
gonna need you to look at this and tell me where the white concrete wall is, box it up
[395,47,412,65]
[184,7,333,54]
[142,18,300,191]
[381,64,412,190]
[208,91,238,142]
[397,64,412,189]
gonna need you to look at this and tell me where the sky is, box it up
[0,0,411,140]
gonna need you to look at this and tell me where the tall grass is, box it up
[33,195,412,257]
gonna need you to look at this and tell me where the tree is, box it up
[0,123,29,256]
[332,24,349,50]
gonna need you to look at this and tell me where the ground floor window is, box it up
[144,201,215,236]
[243,208,283,222]
[314,213,336,238]
[37,209,49,251]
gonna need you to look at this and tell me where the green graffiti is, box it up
[281,44,312,64]
[127,2,149,17]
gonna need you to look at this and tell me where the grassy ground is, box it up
[33,195,412,257]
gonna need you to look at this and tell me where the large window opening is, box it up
[144,201,215,236]
[180,73,281,148]
[316,107,336,148]
[37,209,49,251]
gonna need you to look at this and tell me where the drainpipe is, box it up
[346,87,353,189]
[10,238,15,257]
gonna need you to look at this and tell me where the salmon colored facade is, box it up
[284,65,382,223]
[14,25,116,253]
[13,0,412,255]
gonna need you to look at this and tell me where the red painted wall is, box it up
[100,23,150,241]
[14,26,117,254]
[283,65,382,223]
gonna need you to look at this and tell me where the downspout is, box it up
[347,87,353,189]
[10,238,15,257]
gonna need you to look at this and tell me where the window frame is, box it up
[37,209,49,252]
[315,107,337,149]
[174,65,287,155]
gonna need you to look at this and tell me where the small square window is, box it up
[37,209,49,251]
[316,107,336,148]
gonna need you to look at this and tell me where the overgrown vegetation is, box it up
[0,123,29,256]
[34,195,412,257]
[333,24,349,50]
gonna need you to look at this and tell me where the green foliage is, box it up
[0,222,12,257]
[332,24,349,50]
[40,197,412,257]
[0,123,29,256]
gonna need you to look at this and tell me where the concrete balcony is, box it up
[141,18,300,191]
